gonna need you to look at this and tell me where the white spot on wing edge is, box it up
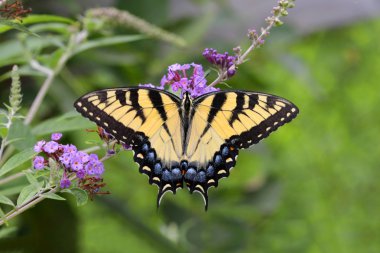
[142,166,151,172]
[158,189,173,206]
[193,189,207,206]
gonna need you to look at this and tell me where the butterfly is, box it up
[74,87,298,209]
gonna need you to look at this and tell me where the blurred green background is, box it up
[1,0,380,252]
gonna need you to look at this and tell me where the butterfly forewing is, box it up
[75,88,185,200]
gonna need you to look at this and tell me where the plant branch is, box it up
[208,2,291,88]
[24,31,87,125]
[0,186,57,226]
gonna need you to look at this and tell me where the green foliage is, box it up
[0,194,14,207]
[0,19,38,36]
[62,188,88,206]
[31,112,94,136]
[41,192,66,201]
[0,147,35,177]
[16,183,41,206]
[73,34,146,55]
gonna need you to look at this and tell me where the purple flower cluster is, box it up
[136,49,240,98]
[160,63,219,98]
[33,133,105,189]
[203,48,237,78]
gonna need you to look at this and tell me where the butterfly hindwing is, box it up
[184,91,299,207]
[74,87,185,204]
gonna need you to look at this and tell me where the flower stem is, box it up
[23,72,55,125]
[208,7,284,88]
[24,32,87,125]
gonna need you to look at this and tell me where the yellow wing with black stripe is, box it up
[183,91,298,206]
[74,87,185,201]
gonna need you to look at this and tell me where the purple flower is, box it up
[71,157,84,171]
[75,151,89,163]
[60,178,71,188]
[32,136,107,189]
[34,140,46,153]
[93,161,105,176]
[203,48,237,78]
[59,152,72,167]
[88,153,99,163]
[86,160,104,177]
[33,156,45,170]
[43,141,59,154]
[51,132,62,141]
[62,144,77,154]
[160,63,218,98]
[76,169,86,179]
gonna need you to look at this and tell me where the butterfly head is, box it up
[182,91,193,112]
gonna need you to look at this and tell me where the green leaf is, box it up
[0,19,39,36]
[0,147,36,177]
[21,15,74,25]
[0,128,7,139]
[0,35,67,68]
[0,15,74,34]
[73,35,146,55]
[62,188,88,206]
[0,194,15,207]
[41,192,65,201]
[0,184,26,196]
[36,48,65,69]
[24,170,39,185]
[28,23,71,34]
[7,119,36,151]
[0,226,17,239]
[16,183,40,206]
[32,112,94,136]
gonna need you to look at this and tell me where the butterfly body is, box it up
[75,87,298,209]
